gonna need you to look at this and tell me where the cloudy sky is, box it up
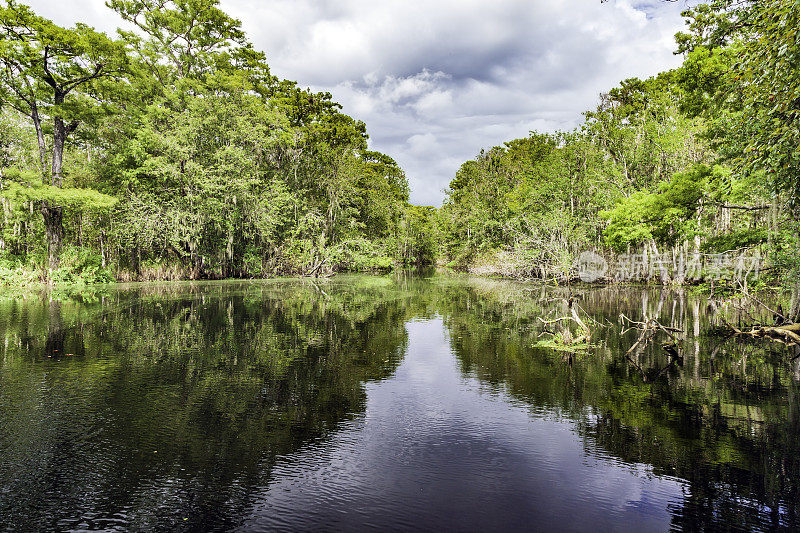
[27,0,690,205]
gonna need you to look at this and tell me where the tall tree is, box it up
[107,0,247,84]
[728,0,800,210]
[0,0,127,270]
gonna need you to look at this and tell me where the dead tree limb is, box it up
[537,296,594,346]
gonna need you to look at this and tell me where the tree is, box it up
[108,0,246,82]
[0,0,127,270]
[675,0,800,210]
[728,1,800,210]
[98,84,292,277]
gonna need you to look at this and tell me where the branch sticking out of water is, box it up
[537,297,593,349]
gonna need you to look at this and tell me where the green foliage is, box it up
[600,191,658,251]
[397,205,438,266]
[601,164,709,251]
[674,45,732,118]
[440,77,707,277]
[1,0,797,288]
[766,221,800,284]
[0,254,39,286]
[701,229,768,253]
[440,1,798,286]
[0,246,114,287]
[0,110,37,169]
[0,0,129,170]
[107,0,247,81]
[49,245,115,284]
[0,0,421,284]
[532,337,594,354]
[328,239,394,272]
[676,0,800,209]
[729,1,800,207]
[9,182,117,212]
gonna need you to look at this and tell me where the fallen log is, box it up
[749,324,800,344]
[775,323,800,334]
[726,323,800,347]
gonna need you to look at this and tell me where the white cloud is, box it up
[26,0,689,205]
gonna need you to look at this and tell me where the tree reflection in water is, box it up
[0,275,798,530]
[441,278,800,530]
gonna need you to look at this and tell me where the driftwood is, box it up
[538,296,594,345]
[302,250,334,278]
[722,282,800,348]
[620,314,685,382]
[726,322,800,348]
[620,314,683,351]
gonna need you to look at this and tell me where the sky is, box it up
[26,0,691,206]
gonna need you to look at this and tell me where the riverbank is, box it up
[0,252,423,289]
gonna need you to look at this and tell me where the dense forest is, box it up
[0,0,798,293]
[0,0,436,284]
[440,0,800,293]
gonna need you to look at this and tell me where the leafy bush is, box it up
[701,229,767,253]
[0,256,41,287]
[50,246,115,285]
[328,239,394,272]
[601,164,709,251]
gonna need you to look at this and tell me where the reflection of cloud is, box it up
[28,0,686,205]
[241,317,686,530]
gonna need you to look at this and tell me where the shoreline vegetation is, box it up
[0,2,798,312]
[0,0,439,287]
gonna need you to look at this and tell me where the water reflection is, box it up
[239,318,686,531]
[0,280,408,530]
[0,275,798,531]
[437,278,800,531]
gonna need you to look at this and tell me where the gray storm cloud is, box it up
[26,0,688,205]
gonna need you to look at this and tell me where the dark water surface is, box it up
[0,274,799,531]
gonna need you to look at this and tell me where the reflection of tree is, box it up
[439,280,800,530]
[2,278,799,530]
[0,280,410,530]
[44,300,66,358]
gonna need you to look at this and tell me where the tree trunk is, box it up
[52,116,66,187]
[40,201,64,273]
[130,234,141,279]
[790,283,800,323]
[29,108,48,177]
[43,95,78,268]
[100,230,107,268]
[649,240,670,284]
[225,231,234,277]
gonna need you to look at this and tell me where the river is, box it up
[0,274,798,531]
